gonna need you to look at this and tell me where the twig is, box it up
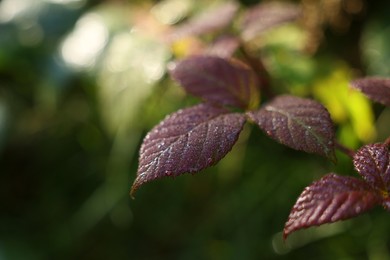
[335,141,355,158]
[239,45,274,99]
[385,136,390,147]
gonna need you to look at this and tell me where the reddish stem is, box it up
[335,141,355,158]
[385,136,390,147]
[239,45,274,99]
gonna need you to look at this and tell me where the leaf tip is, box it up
[129,173,147,199]
[282,230,290,241]
[349,79,359,90]
[129,184,138,199]
[167,60,178,74]
[129,191,136,200]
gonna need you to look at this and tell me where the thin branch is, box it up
[238,45,274,99]
[335,141,355,158]
[385,136,390,147]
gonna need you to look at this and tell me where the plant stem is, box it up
[239,45,274,99]
[335,141,355,158]
[385,136,390,147]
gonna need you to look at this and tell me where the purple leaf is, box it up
[247,95,335,159]
[284,174,381,239]
[350,77,390,106]
[168,2,239,41]
[240,1,301,41]
[204,35,241,58]
[131,103,246,196]
[169,55,260,110]
[353,143,390,192]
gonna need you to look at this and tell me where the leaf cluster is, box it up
[130,1,390,240]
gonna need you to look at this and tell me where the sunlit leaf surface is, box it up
[131,103,246,196]
[284,174,381,239]
[353,143,390,191]
[247,95,335,159]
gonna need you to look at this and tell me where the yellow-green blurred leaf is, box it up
[313,65,376,144]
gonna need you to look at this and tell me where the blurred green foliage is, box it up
[0,0,389,259]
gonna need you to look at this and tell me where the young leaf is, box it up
[284,174,381,239]
[247,95,335,159]
[240,1,301,41]
[350,77,390,106]
[169,55,260,110]
[168,2,239,41]
[353,143,390,192]
[131,103,246,196]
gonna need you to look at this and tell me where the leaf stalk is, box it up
[238,44,274,99]
[335,141,355,158]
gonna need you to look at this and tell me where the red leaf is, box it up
[240,1,301,41]
[247,95,335,159]
[350,77,390,106]
[169,55,260,109]
[284,174,381,239]
[353,143,390,192]
[168,2,239,41]
[131,103,246,196]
